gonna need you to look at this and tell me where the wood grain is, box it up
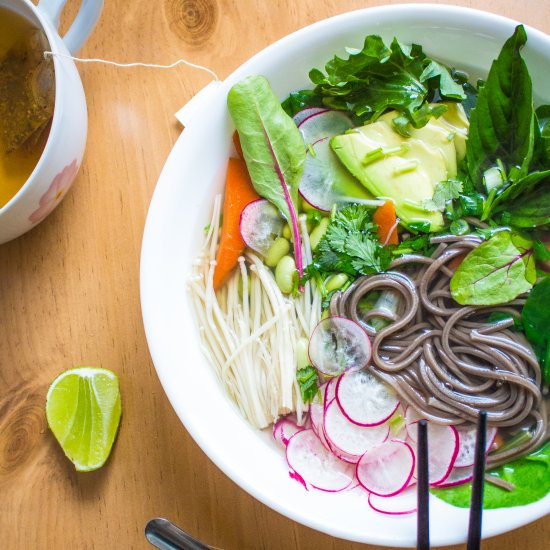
[1,1,549,548]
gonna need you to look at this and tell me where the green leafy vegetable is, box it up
[432,440,550,509]
[281,90,324,117]
[298,35,465,134]
[466,25,534,189]
[310,204,392,278]
[450,232,535,305]
[490,170,550,215]
[505,186,550,228]
[522,278,550,383]
[296,366,320,404]
[228,76,306,275]
[423,179,463,211]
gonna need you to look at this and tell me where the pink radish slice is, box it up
[356,439,415,497]
[336,370,400,427]
[368,487,418,515]
[454,424,497,468]
[435,466,473,488]
[404,406,426,442]
[239,199,283,255]
[414,424,459,485]
[324,377,337,409]
[309,391,331,451]
[323,399,389,460]
[293,107,329,127]
[299,137,375,212]
[309,317,371,376]
[286,429,354,492]
[273,417,303,447]
[298,110,353,147]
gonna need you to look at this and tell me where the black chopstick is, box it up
[416,420,430,550]
[467,411,488,550]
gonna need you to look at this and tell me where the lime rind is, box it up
[46,367,122,472]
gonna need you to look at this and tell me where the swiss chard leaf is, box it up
[228,76,305,274]
[304,35,465,133]
[450,231,535,305]
[522,278,550,384]
[466,25,534,189]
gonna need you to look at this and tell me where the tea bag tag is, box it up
[175,80,223,128]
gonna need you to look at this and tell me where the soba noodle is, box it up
[330,234,549,466]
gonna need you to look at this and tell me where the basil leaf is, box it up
[506,187,550,228]
[522,279,550,384]
[491,170,550,213]
[450,232,535,305]
[303,35,465,131]
[228,76,305,272]
[466,25,535,188]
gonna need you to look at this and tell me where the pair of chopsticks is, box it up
[417,411,487,550]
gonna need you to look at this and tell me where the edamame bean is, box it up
[265,237,290,267]
[296,337,310,370]
[275,255,296,294]
[282,223,292,240]
[325,273,349,293]
[309,217,330,250]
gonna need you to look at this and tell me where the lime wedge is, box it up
[46,367,122,472]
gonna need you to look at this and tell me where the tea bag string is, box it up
[43,51,220,81]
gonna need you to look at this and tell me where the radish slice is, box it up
[308,317,371,376]
[299,137,374,212]
[435,466,473,488]
[273,417,303,447]
[298,110,354,147]
[336,370,399,427]
[405,406,426,442]
[415,424,459,485]
[324,399,389,460]
[368,487,418,515]
[454,424,497,468]
[356,440,415,497]
[309,389,331,450]
[239,199,283,255]
[293,107,329,127]
[286,429,354,492]
[323,377,337,409]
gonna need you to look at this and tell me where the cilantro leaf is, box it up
[423,180,463,211]
[296,366,320,404]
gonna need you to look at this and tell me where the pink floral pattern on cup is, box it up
[29,159,78,224]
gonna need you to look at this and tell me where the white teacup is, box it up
[0,0,103,244]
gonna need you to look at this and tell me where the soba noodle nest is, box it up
[330,234,549,467]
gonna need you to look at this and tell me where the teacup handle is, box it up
[38,0,103,55]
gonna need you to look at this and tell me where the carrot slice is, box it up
[213,158,259,289]
[232,131,244,160]
[373,201,399,245]
[447,252,468,272]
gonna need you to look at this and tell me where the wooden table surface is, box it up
[1,0,550,548]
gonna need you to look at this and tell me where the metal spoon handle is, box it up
[145,518,211,550]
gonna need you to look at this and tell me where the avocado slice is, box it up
[331,104,469,232]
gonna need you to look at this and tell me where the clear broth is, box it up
[0,7,54,208]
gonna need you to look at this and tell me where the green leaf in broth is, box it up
[227,75,306,273]
[450,231,535,305]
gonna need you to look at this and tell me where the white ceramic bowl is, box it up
[141,4,550,546]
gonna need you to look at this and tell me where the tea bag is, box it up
[0,28,55,153]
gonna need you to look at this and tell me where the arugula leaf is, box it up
[228,76,305,275]
[423,179,463,211]
[303,35,465,133]
[505,186,550,228]
[522,279,550,384]
[296,366,320,404]
[311,204,391,278]
[450,231,535,305]
[466,25,534,189]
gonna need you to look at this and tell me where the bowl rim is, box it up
[141,3,550,546]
